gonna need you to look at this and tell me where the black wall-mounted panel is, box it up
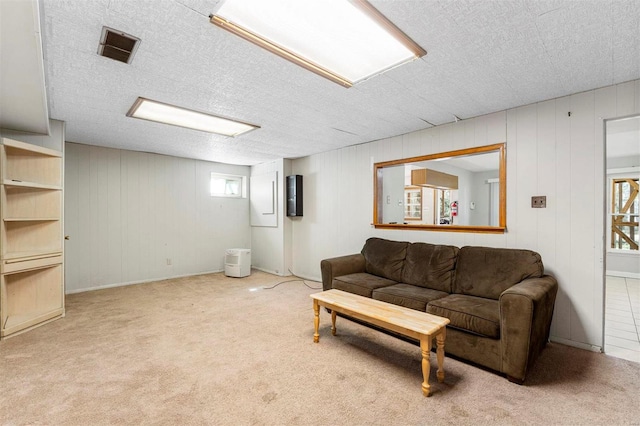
[286,175,303,217]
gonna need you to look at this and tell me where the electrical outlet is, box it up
[166,258,172,265]
[531,196,546,208]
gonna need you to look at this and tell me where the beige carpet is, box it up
[1,271,639,425]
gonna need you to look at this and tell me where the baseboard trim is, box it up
[251,266,287,276]
[65,269,224,295]
[550,336,602,353]
[605,270,640,279]
[287,270,322,283]
[249,266,321,283]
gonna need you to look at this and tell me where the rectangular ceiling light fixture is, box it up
[210,0,426,88]
[126,97,259,137]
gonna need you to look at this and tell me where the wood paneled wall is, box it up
[291,80,640,349]
[64,143,251,293]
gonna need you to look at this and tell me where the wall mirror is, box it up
[373,143,506,233]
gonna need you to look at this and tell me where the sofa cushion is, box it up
[402,242,459,292]
[361,237,408,282]
[333,273,396,297]
[453,246,544,300]
[427,294,500,339]
[372,284,449,311]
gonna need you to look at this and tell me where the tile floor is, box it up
[605,276,640,363]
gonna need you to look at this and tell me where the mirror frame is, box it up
[373,142,506,233]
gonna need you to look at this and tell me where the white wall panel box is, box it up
[224,249,251,278]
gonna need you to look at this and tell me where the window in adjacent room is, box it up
[610,177,639,250]
[210,173,246,198]
[436,189,454,225]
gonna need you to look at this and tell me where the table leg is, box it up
[436,328,446,383]
[313,300,320,343]
[331,310,337,335]
[420,337,432,397]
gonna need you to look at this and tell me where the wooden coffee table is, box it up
[311,289,450,397]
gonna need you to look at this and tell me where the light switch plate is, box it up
[531,196,546,208]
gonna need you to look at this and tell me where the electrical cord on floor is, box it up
[262,270,322,290]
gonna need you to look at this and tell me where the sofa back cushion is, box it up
[402,242,459,292]
[453,246,544,299]
[361,237,408,282]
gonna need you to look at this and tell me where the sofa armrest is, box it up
[320,254,366,291]
[499,275,558,382]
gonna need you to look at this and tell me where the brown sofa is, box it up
[320,237,558,383]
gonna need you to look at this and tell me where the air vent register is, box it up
[98,27,140,64]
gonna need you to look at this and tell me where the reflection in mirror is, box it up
[374,143,506,233]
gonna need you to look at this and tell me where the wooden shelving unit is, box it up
[404,187,422,220]
[0,137,64,338]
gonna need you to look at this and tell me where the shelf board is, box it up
[1,138,62,157]
[1,254,62,274]
[4,218,59,222]
[2,308,64,337]
[2,180,61,190]
[2,250,63,261]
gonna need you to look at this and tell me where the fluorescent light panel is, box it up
[212,0,426,87]
[126,97,258,137]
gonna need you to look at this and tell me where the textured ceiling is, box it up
[41,0,640,165]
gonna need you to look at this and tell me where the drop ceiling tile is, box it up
[611,1,640,83]
[31,1,640,165]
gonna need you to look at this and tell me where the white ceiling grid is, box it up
[40,0,640,165]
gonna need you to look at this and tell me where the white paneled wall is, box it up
[250,159,293,276]
[64,143,251,293]
[291,80,640,349]
[291,111,509,274]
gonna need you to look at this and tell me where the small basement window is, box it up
[210,173,246,198]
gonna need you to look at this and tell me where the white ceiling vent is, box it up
[98,27,140,64]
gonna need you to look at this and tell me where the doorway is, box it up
[604,115,640,362]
